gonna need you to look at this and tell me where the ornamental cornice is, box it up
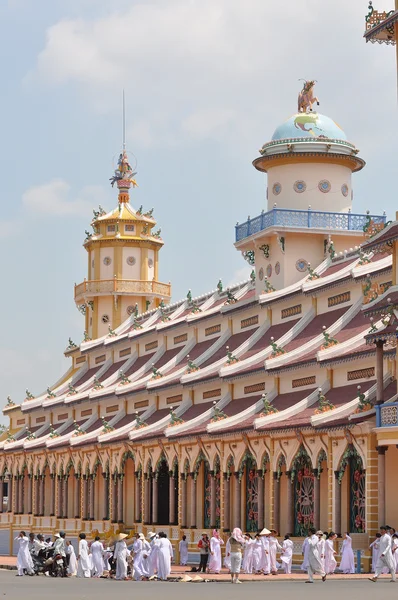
[83,237,163,250]
[253,151,365,173]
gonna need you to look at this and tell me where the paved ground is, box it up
[0,569,397,599]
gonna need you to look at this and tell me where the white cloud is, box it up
[22,179,106,217]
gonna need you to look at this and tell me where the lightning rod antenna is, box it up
[122,89,126,150]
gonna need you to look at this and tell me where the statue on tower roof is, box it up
[297,80,320,113]
[109,150,138,189]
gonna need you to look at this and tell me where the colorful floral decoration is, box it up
[151,365,163,380]
[210,401,228,423]
[264,276,276,293]
[225,290,237,305]
[354,385,373,414]
[108,325,117,337]
[118,370,131,385]
[243,250,255,265]
[190,304,202,314]
[186,355,200,373]
[49,424,60,439]
[73,421,86,437]
[67,383,78,396]
[25,389,35,401]
[307,263,320,280]
[6,396,15,407]
[46,387,56,399]
[291,446,314,536]
[239,453,258,532]
[225,346,239,365]
[269,337,285,358]
[134,412,148,430]
[275,261,281,275]
[266,264,272,278]
[93,376,104,391]
[259,393,278,417]
[314,388,335,414]
[318,179,331,193]
[67,338,77,350]
[362,274,380,304]
[294,180,306,193]
[321,326,339,350]
[101,416,114,434]
[272,183,282,196]
[259,244,270,259]
[358,250,371,265]
[168,406,184,427]
[25,428,36,441]
[341,184,349,197]
[363,211,391,242]
[296,258,308,272]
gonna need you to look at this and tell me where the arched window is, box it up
[292,446,314,536]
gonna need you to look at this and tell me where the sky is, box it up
[0,0,396,420]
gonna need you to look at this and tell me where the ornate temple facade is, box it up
[1,87,397,565]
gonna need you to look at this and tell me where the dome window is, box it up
[272,182,282,196]
[294,180,307,193]
[318,180,331,193]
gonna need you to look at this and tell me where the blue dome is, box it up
[271,112,347,141]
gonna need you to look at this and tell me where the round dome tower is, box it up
[253,109,365,213]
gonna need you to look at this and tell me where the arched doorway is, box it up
[157,458,170,525]
[292,447,314,536]
[240,453,258,532]
[338,445,366,533]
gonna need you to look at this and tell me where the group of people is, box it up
[369,525,398,582]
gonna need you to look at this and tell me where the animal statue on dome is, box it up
[297,79,320,113]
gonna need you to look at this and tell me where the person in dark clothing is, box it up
[198,533,210,572]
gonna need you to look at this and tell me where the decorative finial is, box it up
[297,80,319,113]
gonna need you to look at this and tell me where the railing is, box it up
[235,208,386,243]
[376,401,398,427]
[74,278,171,300]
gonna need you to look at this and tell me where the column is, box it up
[89,476,95,520]
[152,474,158,525]
[18,477,23,514]
[209,471,216,528]
[39,475,45,516]
[273,472,280,532]
[334,471,341,534]
[180,474,187,528]
[285,471,294,535]
[257,471,264,530]
[377,446,387,525]
[57,476,63,518]
[27,475,32,514]
[74,475,81,518]
[313,469,320,530]
[103,473,110,520]
[0,476,3,513]
[190,473,197,528]
[112,477,118,523]
[33,476,40,516]
[134,472,140,522]
[223,473,230,531]
[376,340,385,404]
[63,477,69,518]
[144,475,150,524]
[169,473,176,524]
[233,473,241,529]
[50,475,56,516]
[117,476,123,523]
[7,476,13,512]
[83,476,89,520]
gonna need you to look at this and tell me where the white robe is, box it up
[268,536,282,573]
[149,538,160,575]
[280,539,293,573]
[369,540,379,573]
[325,539,336,574]
[252,539,265,572]
[133,539,148,580]
[16,536,34,576]
[157,538,173,580]
[307,534,325,580]
[67,544,77,576]
[261,536,270,573]
[392,537,398,573]
[223,539,231,570]
[179,539,188,566]
[317,537,326,571]
[339,535,355,574]
[90,540,104,577]
[114,540,128,580]
[208,536,223,573]
[301,537,310,571]
[77,539,91,578]
[242,540,254,574]
[375,533,396,577]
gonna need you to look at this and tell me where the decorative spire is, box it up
[109,91,138,204]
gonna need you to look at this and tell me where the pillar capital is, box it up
[376,445,388,455]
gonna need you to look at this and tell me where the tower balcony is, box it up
[235,207,386,244]
[376,401,398,428]
[74,278,171,304]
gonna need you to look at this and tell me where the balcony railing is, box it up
[376,401,398,428]
[74,278,171,301]
[235,208,386,243]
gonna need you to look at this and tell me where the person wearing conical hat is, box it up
[157,531,174,581]
[114,533,129,580]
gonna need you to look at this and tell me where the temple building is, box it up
[1,85,397,566]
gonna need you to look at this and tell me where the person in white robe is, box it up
[242,535,254,574]
[392,534,398,573]
[157,532,173,581]
[268,530,282,574]
[280,535,293,574]
[66,541,77,576]
[147,532,159,576]
[301,536,310,572]
[260,531,271,574]
[77,533,91,578]
[90,536,104,577]
[306,528,326,583]
[252,534,265,574]
[208,529,224,573]
[317,534,326,571]
[223,538,231,571]
[369,526,396,582]
[142,536,151,575]
[339,532,355,574]
[179,534,188,566]
[132,533,149,580]
[369,534,381,573]
[324,532,337,575]
[15,532,34,576]
[103,546,112,572]
[114,533,129,580]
